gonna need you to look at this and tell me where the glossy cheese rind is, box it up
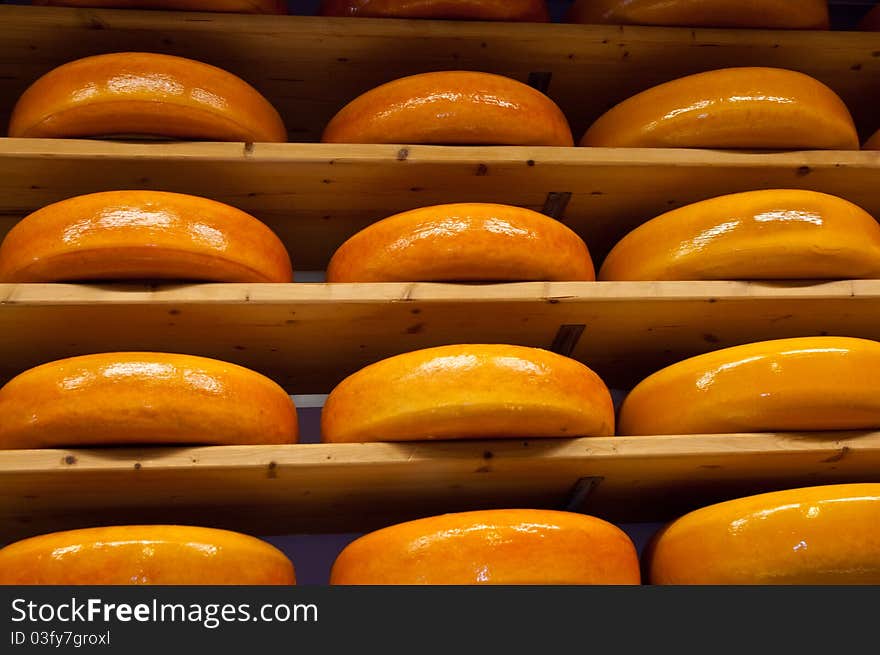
[321,344,614,442]
[618,336,880,436]
[580,67,858,150]
[8,52,287,142]
[319,0,548,20]
[33,0,287,12]
[0,525,296,585]
[331,509,640,584]
[327,203,594,282]
[0,190,293,283]
[566,0,829,29]
[0,352,298,449]
[599,190,880,281]
[322,71,573,146]
[649,484,880,584]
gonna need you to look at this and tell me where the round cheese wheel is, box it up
[580,67,858,150]
[322,71,573,146]
[0,190,293,283]
[864,128,880,150]
[649,484,880,584]
[321,344,614,442]
[8,52,286,142]
[0,352,298,449]
[618,336,880,436]
[319,0,548,20]
[331,509,640,584]
[0,525,296,585]
[566,0,829,29]
[327,203,594,282]
[859,4,880,31]
[599,190,880,281]
[32,0,287,12]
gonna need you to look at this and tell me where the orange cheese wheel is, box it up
[322,71,573,146]
[0,352,298,449]
[618,336,880,436]
[598,190,880,281]
[566,0,829,29]
[321,344,614,442]
[0,191,293,283]
[331,509,640,584]
[864,128,880,150]
[859,4,880,31]
[0,526,296,585]
[580,67,858,150]
[649,484,880,584]
[8,52,287,142]
[327,203,594,282]
[319,0,548,20]
[32,0,287,12]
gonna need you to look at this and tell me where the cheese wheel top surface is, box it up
[9,52,287,142]
[599,190,880,281]
[321,344,614,442]
[322,71,573,146]
[0,190,293,283]
[566,0,829,29]
[0,352,298,449]
[33,0,288,12]
[327,203,594,282]
[331,509,640,584]
[581,67,857,150]
[649,484,880,585]
[618,336,880,436]
[0,525,296,585]
[319,0,549,20]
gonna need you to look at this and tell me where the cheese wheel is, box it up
[566,0,829,29]
[319,0,548,20]
[8,52,286,142]
[322,71,573,146]
[649,484,880,584]
[321,344,613,442]
[0,191,293,283]
[327,203,594,282]
[0,525,296,585]
[331,509,640,584]
[0,352,298,449]
[859,4,880,31]
[618,336,880,436]
[580,67,858,150]
[32,0,287,12]
[864,128,880,151]
[599,190,880,281]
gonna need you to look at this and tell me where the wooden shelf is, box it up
[3,431,879,543]
[2,140,879,269]
[2,280,879,392]
[2,6,879,142]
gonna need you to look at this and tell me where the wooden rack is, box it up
[1,7,879,543]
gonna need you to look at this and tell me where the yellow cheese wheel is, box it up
[331,509,640,584]
[327,203,594,282]
[0,190,293,283]
[581,67,858,150]
[618,336,880,436]
[599,190,880,281]
[321,344,614,442]
[33,0,287,12]
[649,484,880,584]
[9,52,286,142]
[0,525,296,585]
[0,352,298,448]
[322,71,573,146]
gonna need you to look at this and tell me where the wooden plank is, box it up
[1,140,879,269]
[1,280,879,391]
[0,7,878,144]
[2,431,879,543]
